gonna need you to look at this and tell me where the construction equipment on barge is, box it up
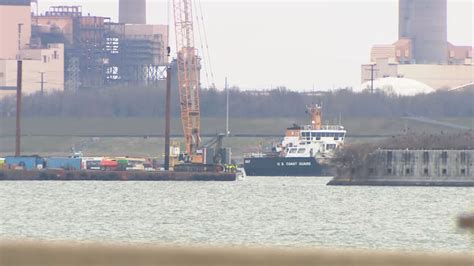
[173,0,201,158]
[169,0,232,173]
[3,0,236,180]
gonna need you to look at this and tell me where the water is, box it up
[0,177,473,252]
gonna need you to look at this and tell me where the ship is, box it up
[243,105,346,176]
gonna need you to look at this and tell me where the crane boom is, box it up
[172,0,201,155]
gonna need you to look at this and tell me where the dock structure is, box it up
[328,149,474,186]
[0,169,236,181]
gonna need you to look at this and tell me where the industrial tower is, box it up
[119,0,146,24]
[399,0,448,64]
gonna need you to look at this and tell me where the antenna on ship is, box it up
[225,77,230,136]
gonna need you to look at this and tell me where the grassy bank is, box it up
[1,117,471,137]
[0,116,471,158]
[0,136,274,159]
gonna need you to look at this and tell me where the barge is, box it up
[0,169,236,181]
[0,154,237,181]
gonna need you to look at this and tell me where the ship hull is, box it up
[243,157,326,176]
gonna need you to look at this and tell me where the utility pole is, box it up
[364,64,378,93]
[38,72,46,95]
[369,64,378,93]
[16,61,23,157]
[370,64,375,93]
[15,23,24,156]
[225,77,229,136]
[164,50,172,171]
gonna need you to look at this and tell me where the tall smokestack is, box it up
[119,0,146,24]
[399,0,447,64]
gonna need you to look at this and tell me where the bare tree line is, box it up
[0,86,472,118]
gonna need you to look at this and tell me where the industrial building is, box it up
[0,0,64,99]
[0,0,169,99]
[32,2,169,89]
[361,0,473,92]
[0,43,65,98]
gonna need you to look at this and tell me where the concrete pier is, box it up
[328,149,474,187]
[0,169,236,181]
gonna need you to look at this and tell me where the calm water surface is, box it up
[0,177,473,251]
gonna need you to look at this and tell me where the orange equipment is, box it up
[172,0,201,156]
[307,105,322,130]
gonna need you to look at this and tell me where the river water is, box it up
[0,177,473,252]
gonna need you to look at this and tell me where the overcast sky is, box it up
[37,0,473,90]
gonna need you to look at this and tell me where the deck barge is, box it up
[0,169,236,181]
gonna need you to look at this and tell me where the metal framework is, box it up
[34,6,169,89]
[173,0,201,155]
[105,65,167,84]
[45,6,82,17]
[104,23,167,85]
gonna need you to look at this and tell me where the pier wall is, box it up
[330,149,474,186]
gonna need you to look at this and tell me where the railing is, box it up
[301,125,345,131]
[0,241,472,266]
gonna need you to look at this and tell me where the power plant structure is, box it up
[361,0,473,92]
[0,0,169,99]
[399,0,448,64]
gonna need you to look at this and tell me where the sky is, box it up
[37,0,473,90]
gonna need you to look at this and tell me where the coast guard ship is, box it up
[243,105,346,176]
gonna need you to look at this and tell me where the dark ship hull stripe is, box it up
[243,157,326,176]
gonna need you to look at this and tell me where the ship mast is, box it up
[307,105,322,130]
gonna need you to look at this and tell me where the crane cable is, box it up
[167,0,171,61]
[196,0,215,89]
[192,1,211,89]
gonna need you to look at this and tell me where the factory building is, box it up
[361,0,473,91]
[0,0,64,99]
[31,4,168,89]
[0,0,31,59]
[122,24,168,65]
[0,0,168,98]
[0,44,64,99]
[105,23,169,83]
[32,6,114,89]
